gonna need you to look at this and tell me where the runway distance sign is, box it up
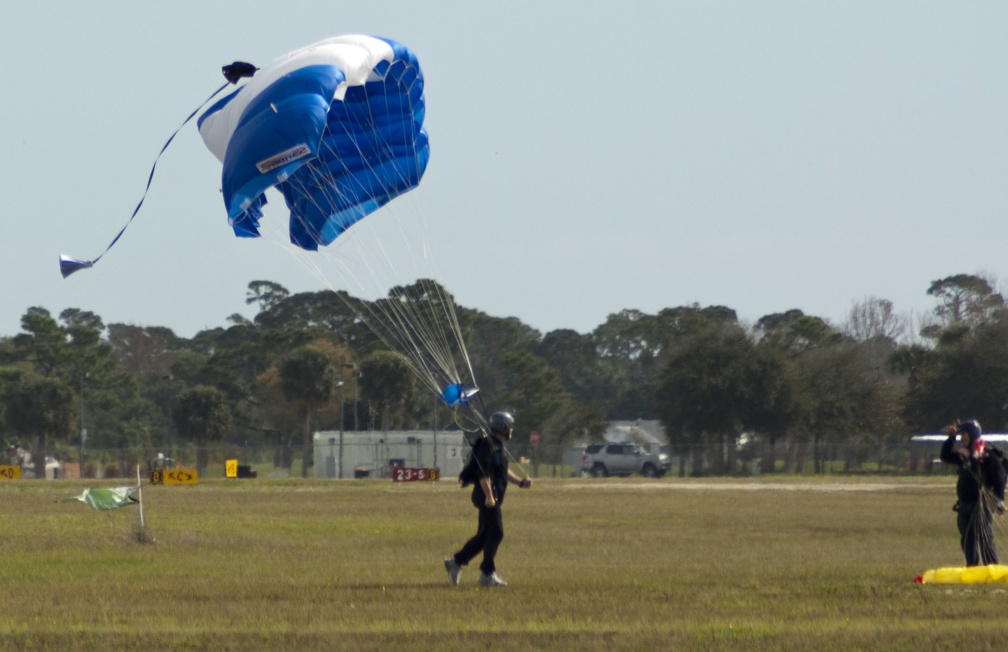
[0,465,21,480]
[150,468,199,485]
[392,466,440,482]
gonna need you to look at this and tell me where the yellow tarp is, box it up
[919,564,1008,584]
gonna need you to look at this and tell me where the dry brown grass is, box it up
[1,476,1006,650]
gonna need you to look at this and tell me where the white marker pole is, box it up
[136,466,145,531]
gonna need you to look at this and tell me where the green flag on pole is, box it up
[61,486,140,510]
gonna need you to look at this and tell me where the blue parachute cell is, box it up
[197,36,429,250]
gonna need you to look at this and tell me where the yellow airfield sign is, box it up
[0,465,21,480]
[150,468,198,485]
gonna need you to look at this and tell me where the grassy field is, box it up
[2,475,1008,650]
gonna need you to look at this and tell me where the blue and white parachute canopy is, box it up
[60,37,478,417]
[197,35,429,251]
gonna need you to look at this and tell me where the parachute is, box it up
[61,35,484,427]
[916,564,1008,584]
[197,35,429,251]
[197,35,480,416]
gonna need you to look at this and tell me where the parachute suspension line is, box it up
[451,407,483,434]
[279,218,450,401]
[276,120,477,406]
[307,95,478,398]
[963,464,1005,564]
[350,93,470,386]
[444,284,478,388]
[298,247,450,398]
[973,488,1001,564]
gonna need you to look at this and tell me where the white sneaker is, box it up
[444,558,462,586]
[478,572,507,588]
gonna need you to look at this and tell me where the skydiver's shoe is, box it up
[478,572,507,588]
[444,558,462,586]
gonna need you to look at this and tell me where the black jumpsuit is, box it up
[940,436,1006,566]
[453,436,508,575]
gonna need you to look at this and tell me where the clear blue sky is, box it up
[3,2,1006,338]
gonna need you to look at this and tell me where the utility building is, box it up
[312,430,469,479]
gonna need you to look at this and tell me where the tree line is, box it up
[1,272,1004,477]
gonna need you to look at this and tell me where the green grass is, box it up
[2,476,1007,650]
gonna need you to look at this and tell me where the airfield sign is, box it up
[392,466,440,482]
[150,468,199,485]
[0,465,21,480]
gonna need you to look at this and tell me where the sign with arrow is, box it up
[150,468,198,485]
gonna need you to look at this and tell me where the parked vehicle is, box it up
[580,442,669,478]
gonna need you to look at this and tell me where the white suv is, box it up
[581,442,669,478]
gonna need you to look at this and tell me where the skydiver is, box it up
[444,411,532,588]
[940,420,1006,566]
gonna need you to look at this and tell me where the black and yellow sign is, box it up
[150,468,198,485]
[0,465,21,480]
[225,459,238,479]
[392,466,440,482]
